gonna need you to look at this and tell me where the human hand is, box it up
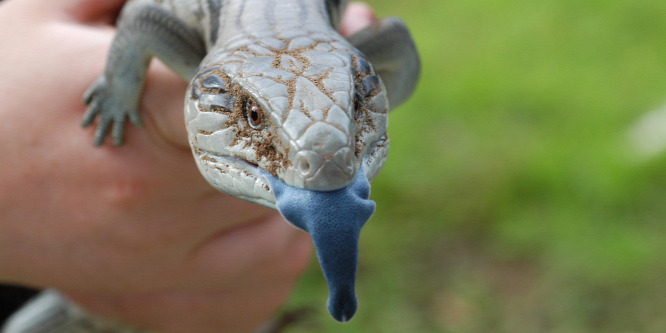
[0,0,311,331]
[0,0,375,332]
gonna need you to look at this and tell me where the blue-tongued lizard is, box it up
[3,0,419,331]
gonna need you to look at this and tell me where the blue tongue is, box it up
[260,168,375,322]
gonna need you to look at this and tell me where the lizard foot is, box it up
[82,76,143,146]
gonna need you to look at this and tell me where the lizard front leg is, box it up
[82,3,206,146]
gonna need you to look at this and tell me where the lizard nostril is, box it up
[298,158,312,175]
[293,151,324,179]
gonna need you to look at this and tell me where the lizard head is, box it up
[185,33,389,207]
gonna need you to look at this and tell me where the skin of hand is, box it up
[0,0,375,332]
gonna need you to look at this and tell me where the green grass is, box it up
[283,1,666,332]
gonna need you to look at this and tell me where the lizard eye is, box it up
[245,99,263,129]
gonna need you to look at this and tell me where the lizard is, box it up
[2,0,419,331]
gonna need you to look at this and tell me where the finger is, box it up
[66,0,126,24]
[140,61,191,150]
[187,213,312,287]
[339,2,378,37]
[67,272,304,333]
[16,0,125,23]
[64,219,312,332]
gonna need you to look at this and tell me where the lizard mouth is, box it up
[191,134,388,208]
[192,149,277,208]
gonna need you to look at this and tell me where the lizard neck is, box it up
[215,0,333,45]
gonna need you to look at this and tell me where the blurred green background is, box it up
[284,1,666,332]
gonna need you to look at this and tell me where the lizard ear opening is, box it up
[347,17,420,109]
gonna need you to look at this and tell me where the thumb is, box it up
[16,0,127,24]
[339,2,377,37]
[66,0,126,24]
[141,61,192,150]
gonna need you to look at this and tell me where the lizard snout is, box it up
[290,147,356,191]
[282,121,358,191]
